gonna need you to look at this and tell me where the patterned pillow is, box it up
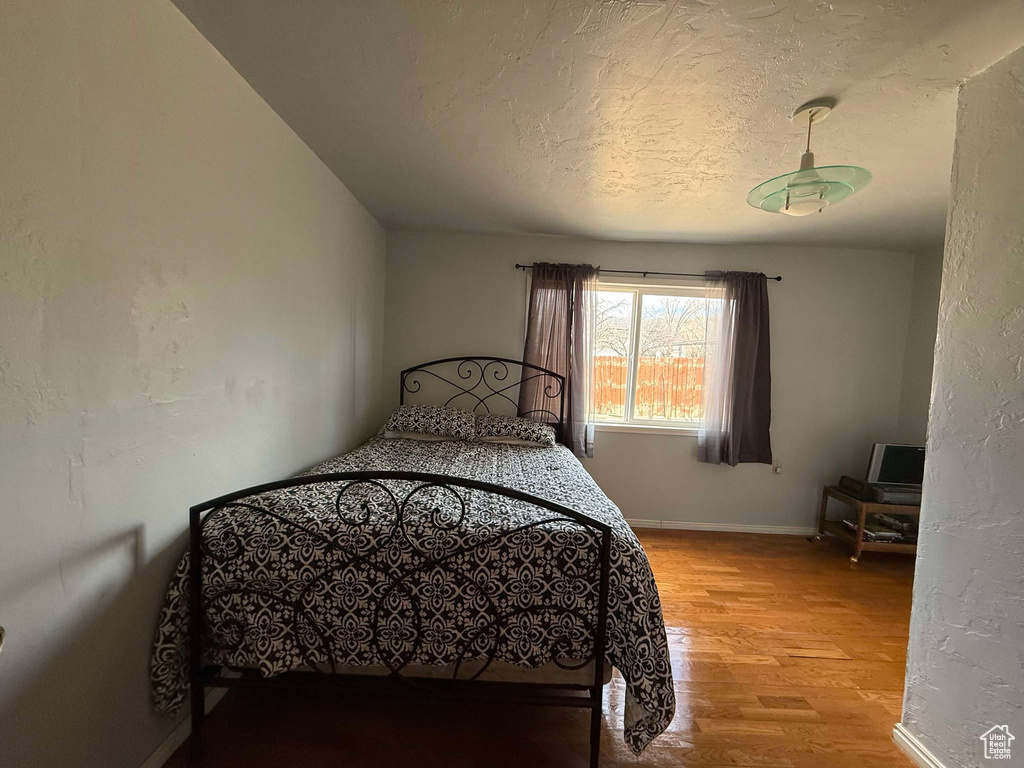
[474,413,557,448]
[383,404,475,441]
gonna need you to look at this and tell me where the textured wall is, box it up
[384,231,918,530]
[901,45,1024,767]
[896,248,944,443]
[0,1,384,767]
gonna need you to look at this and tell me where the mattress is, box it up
[150,436,674,754]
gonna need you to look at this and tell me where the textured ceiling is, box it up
[173,0,1024,252]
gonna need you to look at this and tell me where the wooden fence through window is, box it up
[593,356,706,421]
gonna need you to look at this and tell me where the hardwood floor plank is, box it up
[756,696,814,710]
[736,707,823,723]
[696,719,787,736]
[780,648,854,660]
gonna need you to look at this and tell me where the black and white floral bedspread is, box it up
[151,437,674,754]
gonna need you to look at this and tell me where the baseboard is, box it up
[892,723,948,768]
[627,519,818,536]
[139,689,228,768]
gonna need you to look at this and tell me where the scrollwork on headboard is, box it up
[400,357,566,444]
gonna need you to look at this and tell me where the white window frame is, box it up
[593,277,715,436]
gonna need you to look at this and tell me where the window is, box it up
[593,281,721,431]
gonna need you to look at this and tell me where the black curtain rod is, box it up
[514,263,782,281]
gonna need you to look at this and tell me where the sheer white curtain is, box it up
[698,273,736,462]
[576,274,596,457]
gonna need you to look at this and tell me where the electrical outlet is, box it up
[772,464,783,474]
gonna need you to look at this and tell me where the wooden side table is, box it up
[811,485,920,563]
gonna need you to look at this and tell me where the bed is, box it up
[151,357,674,766]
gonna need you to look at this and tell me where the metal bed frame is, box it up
[400,356,568,445]
[188,358,610,767]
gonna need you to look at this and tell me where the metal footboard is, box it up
[188,471,611,768]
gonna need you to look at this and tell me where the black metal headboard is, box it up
[400,357,566,444]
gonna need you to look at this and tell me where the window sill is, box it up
[594,423,699,437]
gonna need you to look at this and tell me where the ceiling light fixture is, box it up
[747,98,871,217]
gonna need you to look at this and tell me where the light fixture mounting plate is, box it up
[792,97,836,126]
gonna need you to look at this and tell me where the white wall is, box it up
[896,248,944,443]
[900,45,1024,768]
[384,231,918,531]
[0,1,384,767]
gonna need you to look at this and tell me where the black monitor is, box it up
[866,443,925,486]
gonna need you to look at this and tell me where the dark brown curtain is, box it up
[698,271,773,466]
[518,262,598,457]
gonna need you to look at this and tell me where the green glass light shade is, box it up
[747,160,872,216]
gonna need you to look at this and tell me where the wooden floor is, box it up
[166,529,916,768]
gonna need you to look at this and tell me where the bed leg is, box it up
[188,505,205,765]
[589,685,603,768]
[189,680,204,764]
